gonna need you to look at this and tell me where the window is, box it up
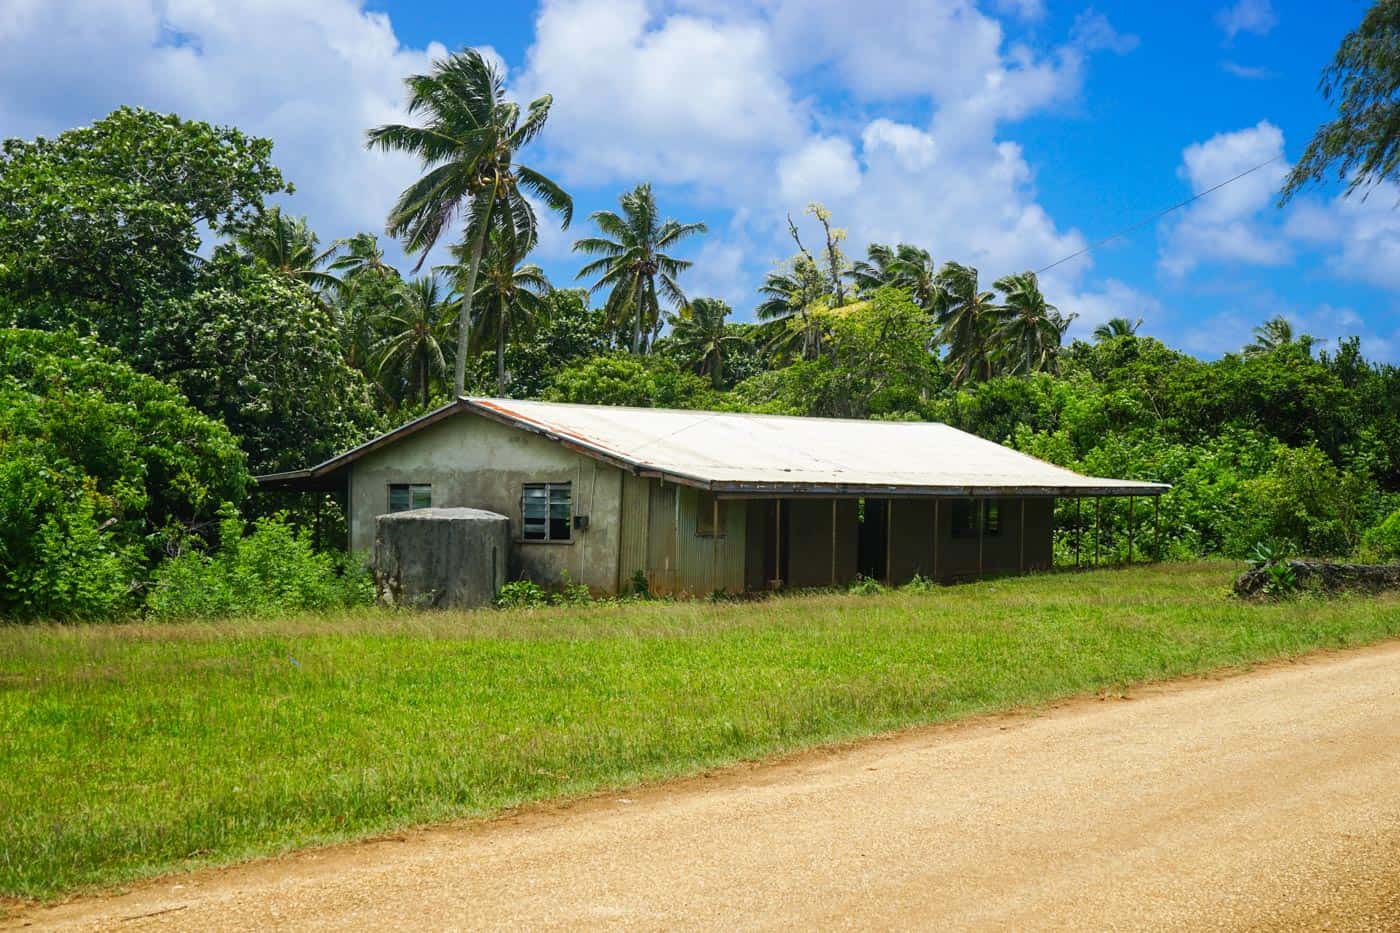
[388,483,431,512]
[951,499,1001,539]
[522,482,572,541]
[695,491,726,537]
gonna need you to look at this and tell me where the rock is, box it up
[374,508,510,609]
[1233,559,1400,599]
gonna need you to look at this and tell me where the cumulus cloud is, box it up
[1285,184,1400,291]
[516,0,805,192]
[0,0,448,265]
[1216,0,1277,40]
[1158,121,1291,278]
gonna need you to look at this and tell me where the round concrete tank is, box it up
[373,508,510,609]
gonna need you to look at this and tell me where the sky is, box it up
[2,0,1397,360]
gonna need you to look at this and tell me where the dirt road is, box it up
[16,641,1400,931]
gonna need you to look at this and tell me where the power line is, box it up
[1034,156,1281,276]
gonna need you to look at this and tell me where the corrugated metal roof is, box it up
[258,397,1168,497]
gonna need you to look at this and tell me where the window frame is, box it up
[521,481,573,543]
[950,499,1002,539]
[695,491,727,538]
[388,482,432,513]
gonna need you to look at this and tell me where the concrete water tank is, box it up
[373,508,510,609]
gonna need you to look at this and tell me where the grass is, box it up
[5,560,1400,902]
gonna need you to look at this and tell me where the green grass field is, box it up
[5,561,1400,902]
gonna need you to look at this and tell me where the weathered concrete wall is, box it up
[348,413,624,593]
[373,508,509,609]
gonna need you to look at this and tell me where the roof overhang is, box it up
[255,398,1169,498]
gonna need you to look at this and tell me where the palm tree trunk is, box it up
[420,353,429,409]
[629,277,643,354]
[496,296,507,396]
[453,226,488,398]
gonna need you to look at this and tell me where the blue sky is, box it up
[3,0,1396,359]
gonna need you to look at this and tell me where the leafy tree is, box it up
[326,234,404,378]
[1281,0,1400,202]
[0,329,249,619]
[667,298,744,387]
[0,107,287,340]
[141,268,378,474]
[732,290,940,418]
[994,271,1075,376]
[458,227,551,395]
[545,352,712,409]
[1092,317,1142,341]
[497,289,614,398]
[375,276,457,409]
[368,48,572,396]
[933,262,1003,386]
[233,206,341,292]
[573,182,706,354]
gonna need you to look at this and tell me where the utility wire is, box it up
[1034,156,1281,276]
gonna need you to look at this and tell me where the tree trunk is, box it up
[420,354,429,409]
[496,297,507,396]
[629,277,643,354]
[453,228,488,398]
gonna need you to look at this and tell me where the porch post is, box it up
[1128,495,1135,565]
[830,498,837,587]
[885,498,894,585]
[1095,497,1102,566]
[1018,498,1026,574]
[933,498,940,582]
[774,499,782,589]
[1155,495,1162,562]
[977,497,985,580]
[1075,496,1082,569]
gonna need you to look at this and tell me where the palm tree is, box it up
[459,226,552,395]
[374,276,458,408]
[329,233,395,282]
[669,298,742,388]
[235,207,341,291]
[849,243,938,309]
[755,256,827,361]
[933,262,1003,385]
[1092,316,1143,341]
[994,272,1075,376]
[368,48,572,397]
[1245,316,1296,355]
[573,183,706,354]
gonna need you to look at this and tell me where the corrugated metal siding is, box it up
[674,486,747,594]
[617,472,650,593]
[647,482,678,595]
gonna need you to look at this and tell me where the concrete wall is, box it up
[348,413,624,593]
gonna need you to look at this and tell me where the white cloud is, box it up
[1158,121,1291,278]
[1221,61,1275,80]
[1179,302,1399,362]
[1216,0,1276,40]
[0,0,447,266]
[1286,184,1400,290]
[516,0,805,192]
[1070,11,1140,56]
[778,137,861,206]
[1058,280,1164,341]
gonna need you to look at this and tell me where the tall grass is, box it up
[3,561,1399,901]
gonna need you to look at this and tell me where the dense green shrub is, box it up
[0,329,248,620]
[496,580,549,609]
[1361,509,1400,561]
[146,512,371,620]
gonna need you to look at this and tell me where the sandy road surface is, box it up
[13,641,1400,931]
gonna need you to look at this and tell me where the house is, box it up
[258,398,1168,595]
